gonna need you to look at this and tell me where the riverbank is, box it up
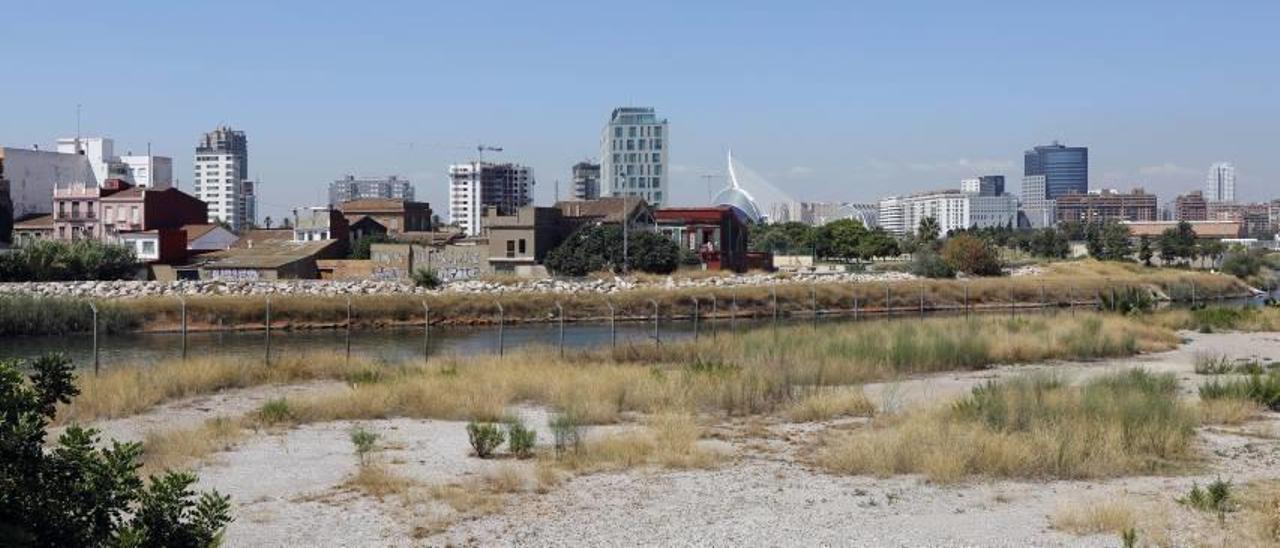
[0,261,1254,337]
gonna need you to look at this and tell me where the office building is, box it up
[328,175,414,206]
[0,146,96,219]
[1205,162,1236,203]
[600,107,669,207]
[961,175,1005,196]
[1173,191,1208,222]
[1020,175,1056,228]
[448,162,534,236]
[1024,142,1088,200]
[193,126,251,232]
[878,188,1017,236]
[571,162,601,201]
[57,137,172,190]
[1054,188,1158,225]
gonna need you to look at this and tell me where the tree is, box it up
[545,225,680,276]
[1138,235,1153,266]
[910,247,955,278]
[749,222,815,255]
[1157,221,1198,266]
[349,234,393,260]
[1029,228,1070,259]
[263,216,274,229]
[1084,221,1132,261]
[814,219,868,262]
[917,217,941,247]
[941,233,1003,276]
[0,354,232,546]
[857,228,900,260]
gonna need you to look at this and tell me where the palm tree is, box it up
[918,216,941,243]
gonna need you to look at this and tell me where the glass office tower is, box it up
[1024,142,1087,200]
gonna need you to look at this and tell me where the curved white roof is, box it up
[714,151,766,223]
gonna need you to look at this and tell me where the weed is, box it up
[1181,478,1235,516]
[1199,373,1280,410]
[505,417,538,459]
[257,398,293,425]
[549,412,585,458]
[466,422,505,459]
[350,425,379,466]
[1193,352,1234,375]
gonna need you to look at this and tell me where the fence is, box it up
[63,277,1250,373]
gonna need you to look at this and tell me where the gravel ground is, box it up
[75,330,1280,547]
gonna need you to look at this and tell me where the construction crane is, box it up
[474,144,503,163]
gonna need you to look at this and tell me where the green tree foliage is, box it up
[1138,235,1154,266]
[1084,221,1133,261]
[348,234,393,260]
[1220,246,1267,279]
[0,354,232,546]
[917,217,941,246]
[814,219,868,262]
[1157,221,1198,266]
[0,240,138,282]
[910,247,955,278]
[749,222,815,255]
[545,225,680,276]
[940,233,1003,276]
[858,228,901,260]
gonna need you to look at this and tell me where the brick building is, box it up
[1054,188,1157,225]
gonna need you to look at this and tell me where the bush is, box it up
[350,426,379,466]
[1199,373,1280,410]
[1098,287,1154,314]
[0,239,138,281]
[0,353,232,546]
[910,248,955,279]
[411,268,441,289]
[466,422,505,459]
[1181,478,1235,515]
[0,296,141,336]
[258,398,293,424]
[940,234,1003,276]
[349,234,393,260]
[549,412,584,458]
[545,224,681,276]
[505,418,537,459]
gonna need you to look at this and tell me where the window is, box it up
[505,240,515,258]
[141,240,156,255]
[653,126,662,137]
[628,126,636,137]
[518,239,526,254]
[652,153,661,163]
[614,127,622,138]
[653,139,662,150]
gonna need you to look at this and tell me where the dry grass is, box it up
[555,413,723,473]
[786,387,876,422]
[1199,397,1264,426]
[1238,480,1280,544]
[59,352,377,424]
[1051,496,1138,536]
[1154,306,1280,334]
[341,464,418,500]
[140,416,245,475]
[818,370,1198,483]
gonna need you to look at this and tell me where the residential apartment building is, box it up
[448,162,534,236]
[1205,162,1236,203]
[961,175,1005,196]
[1025,142,1088,200]
[768,201,841,226]
[1174,191,1209,221]
[193,126,251,232]
[1019,175,1056,228]
[1054,188,1158,225]
[328,175,414,206]
[878,188,1017,236]
[1207,201,1272,237]
[571,162,600,201]
[600,107,669,207]
[52,179,128,240]
[57,137,172,190]
[0,146,96,219]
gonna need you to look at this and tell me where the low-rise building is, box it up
[554,196,655,233]
[1054,188,1158,225]
[482,206,566,274]
[0,146,97,221]
[53,179,133,240]
[338,198,432,236]
[655,206,751,272]
[292,206,350,248]
[183,223,238,252]
[11,214,54,245]
[192,229,344,280]
[1207,202,1273,237]
[1122,220,1245,240]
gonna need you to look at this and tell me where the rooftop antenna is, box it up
[554,179,560,202]
[75,104,83,154]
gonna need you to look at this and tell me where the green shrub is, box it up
[349,425,379,466]
[1193,352,1234,375]
[1189,307,1254,332]
[411,268,441,289]
[910,248,955,279]
[549,412,584,458]
[1199,373,1280,410]
[1098,287,1154,314]
[0,239,138,281]
[258,398,293,424]
[940,234,1003,277]
[505,418,537,459]
[545,224,680,276]
[0,353,232,546]
[1181,478,1235,515]
[466,421,505,459]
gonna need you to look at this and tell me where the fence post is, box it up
[853,293,860,321]
[691,297,700,342]
[606,300,616,349]
[1040,283,1046,315]
[422,301,430,365]
[963,283,970,317]
[88,302,99,375]
[264,296,272,366]
[1069,286,1075,316]
[345,297,352,365]
[556,301,565,357]
[885,284,891,316]
[709,295,717,340]
[730,290,738,331]
[811,283,818,330]
[650,299,660,348]
[179,296,187,361]
[496,301,505,357]
[1190,281,1197,307]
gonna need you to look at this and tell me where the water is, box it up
[2,290,1272,370]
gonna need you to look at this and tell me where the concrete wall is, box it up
[0,147,96,219]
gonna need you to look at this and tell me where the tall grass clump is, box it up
[1156,306,1280,333]
[819,369,1198,482]
[1199,372,1280,411]
[0,296,140,336]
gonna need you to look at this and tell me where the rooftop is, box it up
[555,196,648,223]
[202,238,338,270]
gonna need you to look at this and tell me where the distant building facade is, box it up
[961,175,1005,196]
[1019,175,1056,228]
[1054,188,1158,225]
[338,198,433,238]
[768,201,841,226]
[879,188,1017,236]
[328,175,414,206]
[571,162,600,201]
[57,137,172,190]
[1025,142,1088,200]
[1205,162,1236,203]
[193,126,252,232]
[1174,191,1209,222]
[600,107,669,207]
[448,162,534,236]
[0,146,96,219]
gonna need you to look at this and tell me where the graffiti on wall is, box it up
[207,268,261,281]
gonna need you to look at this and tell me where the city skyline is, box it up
[2,2,1277,222]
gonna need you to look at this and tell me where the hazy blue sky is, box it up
[3,1,1277,221]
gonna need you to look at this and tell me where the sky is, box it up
[3,0,1278,222]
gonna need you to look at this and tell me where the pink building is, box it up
[52,179,132,240]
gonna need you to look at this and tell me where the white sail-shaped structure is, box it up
[713,151,769,223]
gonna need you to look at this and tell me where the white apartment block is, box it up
[193,126,250,232]
[1020,175,1056,228]
[448,162,534,236]
[1205,162,1236,203]
[0,146,95,219]
[600,107,668,207]
[56,137,172,189]
[879,188,1017,236]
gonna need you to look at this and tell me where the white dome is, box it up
[714,186,764,224]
